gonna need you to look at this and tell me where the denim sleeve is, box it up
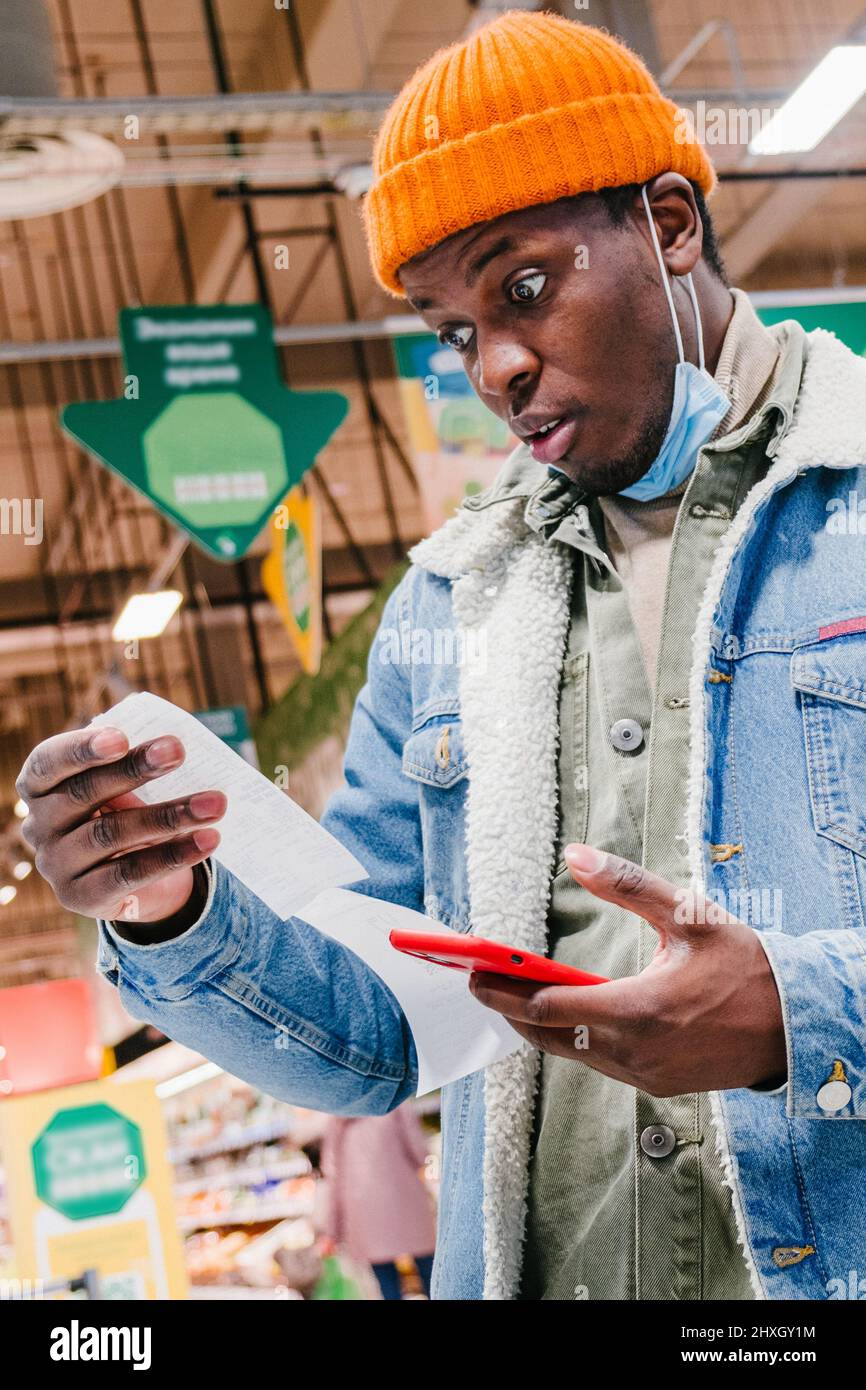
[96,571,424,1115]
[755,928,866,1119]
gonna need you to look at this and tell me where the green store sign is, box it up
[755,293,866,357]
[60,304,348,562]
[32,1103,146,1221]
[195,704,258,767]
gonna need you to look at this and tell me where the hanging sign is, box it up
[262,486,322,675]
[392,331,516,530]
[754,289,866,356]
[194,705,259,768]
[60,304,347,562]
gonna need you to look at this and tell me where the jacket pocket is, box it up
[402,714,470,931]
[791,631,866,857]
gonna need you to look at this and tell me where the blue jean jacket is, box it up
[98,329,866,1300]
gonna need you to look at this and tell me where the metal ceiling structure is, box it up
[0,0,865,987]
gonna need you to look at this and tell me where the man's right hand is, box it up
[16,726,227,929]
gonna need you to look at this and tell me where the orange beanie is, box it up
[364,9,715,296]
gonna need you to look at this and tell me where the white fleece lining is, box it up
[413,502,574,1298]
[411,329,866,1300]
[412,502,574,1299]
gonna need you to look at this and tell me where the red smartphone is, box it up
[388,928,608,987]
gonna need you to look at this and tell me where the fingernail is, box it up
[565,844,606,874]
[91,728,126,759]
[145,736,182,770]
[188,792,225,821]
[193,829,219,853]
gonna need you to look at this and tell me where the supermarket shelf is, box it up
[173,1154,311,1197]
[168,1117,297,1165]
[179,1200,314,1232]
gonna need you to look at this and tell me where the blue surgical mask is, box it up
[617,185,730,502]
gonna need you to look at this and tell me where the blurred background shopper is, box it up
[321,1106,436,1300]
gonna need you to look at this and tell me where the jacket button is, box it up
[817,1060,852,1112]
[816,1080,852,1112]
[640,1124,676,1158]
[610,717,644,752]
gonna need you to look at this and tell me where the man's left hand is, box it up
[469,844,788,1095]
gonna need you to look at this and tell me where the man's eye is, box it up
[438,325,474,352]
[508,272,547,304]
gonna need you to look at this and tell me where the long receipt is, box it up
[92,693,520,1094]
[92,693,366,919]
[295,888,519,1095]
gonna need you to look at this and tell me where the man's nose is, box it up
[475,336,537,403]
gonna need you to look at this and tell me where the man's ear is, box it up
[637,173,703,278]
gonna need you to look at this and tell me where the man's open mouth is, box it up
[520,413,579,466]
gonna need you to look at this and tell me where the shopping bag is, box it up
[310,1253,364,1301]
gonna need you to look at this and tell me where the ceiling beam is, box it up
[722,180,836,282]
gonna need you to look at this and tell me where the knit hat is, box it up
[363,10,715,296]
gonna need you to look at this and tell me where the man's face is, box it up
[398,194,678,496]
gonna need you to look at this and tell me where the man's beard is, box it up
[557,395,674,498]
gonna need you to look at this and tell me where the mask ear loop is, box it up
[683,273,706,371]
[640,183,705,370]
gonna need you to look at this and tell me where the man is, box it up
[19,12,866,1300]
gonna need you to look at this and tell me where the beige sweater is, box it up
[597,290,785,682]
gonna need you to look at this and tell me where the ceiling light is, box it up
[749,46,866,155]
[156,1061,222,1099]
[0,131,124,222]
[13,861,32,880]
[112,590,183,642]
[0,885,17,906]
[13,798,27,818]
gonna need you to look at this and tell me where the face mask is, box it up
[617,185,730,502]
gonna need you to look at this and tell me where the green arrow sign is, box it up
[60,304,348,562]
[32,1102,146,1221]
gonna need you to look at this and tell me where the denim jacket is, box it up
[98,329,866,1300]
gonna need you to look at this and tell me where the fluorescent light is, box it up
[112,589,183,641]
[12,861,32,880]
[750,46,866,155]
[156,1060,222,1099]
[13,798,27,818]
[0,885,17,906]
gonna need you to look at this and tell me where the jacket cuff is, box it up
[755,927,866,1118]
[106,860,215,946]
[96,859,244,999]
